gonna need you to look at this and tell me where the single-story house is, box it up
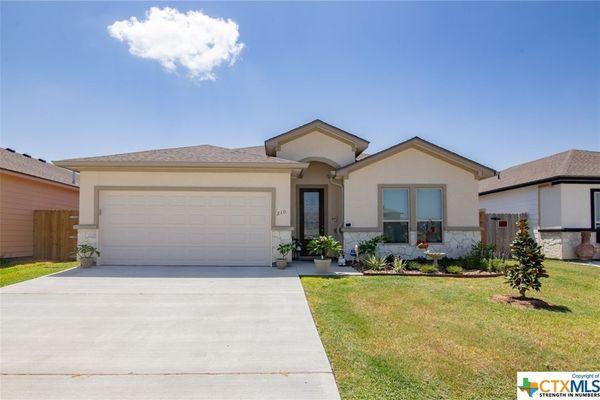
[54,120,495,266]
[0,148,79,259]
[479,149,600,260]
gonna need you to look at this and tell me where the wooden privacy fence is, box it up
[33,210,78,261]
[480,211,528,258]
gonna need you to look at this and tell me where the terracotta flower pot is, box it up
[575,232,596,261]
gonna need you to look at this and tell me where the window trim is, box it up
[377,184,447,243]
[381,187,410,243]
[415,187,444,243]
[591,189,600,244]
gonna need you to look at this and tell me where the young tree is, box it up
[506,218,547,298]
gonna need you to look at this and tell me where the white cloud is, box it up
[108,7,244,81]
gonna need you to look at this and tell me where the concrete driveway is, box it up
[0,266,340,400]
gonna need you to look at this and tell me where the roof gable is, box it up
[264,119,369,157]
[336,137,496,179]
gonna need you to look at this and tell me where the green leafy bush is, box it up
[481,258,507,273]
[357,235,386,257]
[364,254,388,271]
[419,264,438,273]
[276,242,295,259]
[505,219,547,298]
[392,257,407,272]
[406,261,422,271]
[307,235,342,259]
[445,265,463,274]
[438,257,458,268]
[462,242,496,269]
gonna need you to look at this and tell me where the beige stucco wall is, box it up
[78,170,292,227]
[560,183,600,228]
[290,161,342,240]
[276,130,356,168]
[344,147,479,228]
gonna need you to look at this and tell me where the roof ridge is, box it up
[58,144,232,162]
[558,149,576,175]
[498,149,574,174]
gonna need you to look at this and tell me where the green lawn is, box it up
[0,260,78,287]
[302,260,600,400]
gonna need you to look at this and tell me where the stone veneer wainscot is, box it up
[343,230,481,259]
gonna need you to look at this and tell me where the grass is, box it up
[0,260,78,287]
[301,260,600,400]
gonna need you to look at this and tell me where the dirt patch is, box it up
[491,295,571,312]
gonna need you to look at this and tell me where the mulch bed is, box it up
[491,294,565,310]
[362,270,502,278]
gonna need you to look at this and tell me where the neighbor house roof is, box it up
[1,148,79,187]
[264,119,370,157]
[54,144,308,171]
[479,149,600,195]
[335,136,496,179]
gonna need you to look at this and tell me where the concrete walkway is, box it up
[0,266,340,400]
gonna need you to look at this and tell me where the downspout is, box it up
[328,171,344,236]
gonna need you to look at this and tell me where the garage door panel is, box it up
[98,191,272,266]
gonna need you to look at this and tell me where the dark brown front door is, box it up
[299,188,325,255]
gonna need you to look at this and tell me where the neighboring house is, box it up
[0,148,79,259]
[54,119,495,266]
[479,150,600,260]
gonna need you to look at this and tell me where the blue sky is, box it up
[1,1,599,170]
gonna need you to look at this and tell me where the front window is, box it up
[382,188,409,243]
[416,188,443,243]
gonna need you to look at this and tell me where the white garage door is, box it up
[98,190,272,266]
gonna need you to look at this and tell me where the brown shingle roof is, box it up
[479,149,600,194]
[1,148,78,187]
[235,145,267,156]
[54,144,305,170]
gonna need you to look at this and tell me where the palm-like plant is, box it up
[307,235,342,259]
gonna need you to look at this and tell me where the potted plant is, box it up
[291,238,302,260]
[307,235,342,273]
[76,243,100,268]
[275,242,294,269]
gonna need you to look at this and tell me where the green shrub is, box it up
[419,264,438,273]
[406,261,422,271]
[438,257,458,268]
[445,265,463,274]
[481,258,507,273]
[413,257,430,265]
[392,257,407,272]
[364,254,388,271]
[357,235,386,257]
[506,219,547,298]
[463,242,496,269]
